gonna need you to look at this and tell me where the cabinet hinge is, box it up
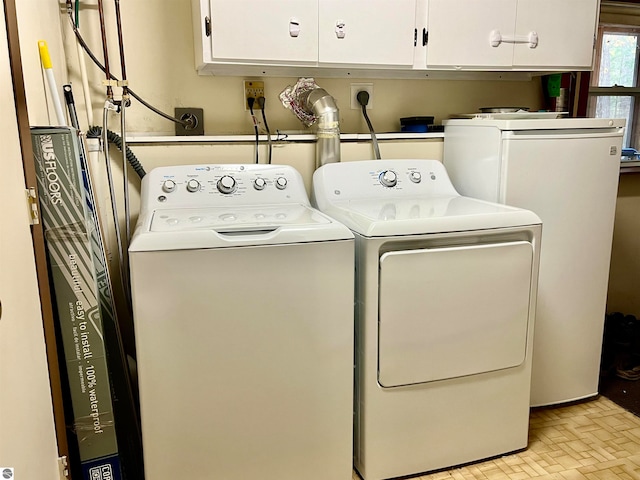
[414,28,417,47]
[423,28,428,46]
[25,187,40,225]
[58,456,69,480]
[205,16,211,37]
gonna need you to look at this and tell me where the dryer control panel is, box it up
[140,164,310,214]
[312,159,460,210]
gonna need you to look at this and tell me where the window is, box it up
[589,20,640,150]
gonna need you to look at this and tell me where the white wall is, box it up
[16,0,68,124]
[607,173,640,317]
[0,2,60,478]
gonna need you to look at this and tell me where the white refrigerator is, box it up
[443,117,625,407]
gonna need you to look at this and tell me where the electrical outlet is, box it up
[244,80,265,110]
[175,108,204,136]
[351,83,374,110]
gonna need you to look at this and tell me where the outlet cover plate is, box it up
[351,83,374,110]
[244,80,265,110]
[175,108,204,136]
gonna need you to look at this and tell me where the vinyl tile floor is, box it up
[352,396,640,480]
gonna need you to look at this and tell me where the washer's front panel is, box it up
[378,241,534,388]
[130,241,354,480]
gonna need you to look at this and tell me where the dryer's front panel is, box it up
[378,240,533,387]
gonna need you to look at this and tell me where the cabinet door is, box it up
[513,0,598,69]
[426,0,517,68]
[209,0,318,64]
[318,0,416,67]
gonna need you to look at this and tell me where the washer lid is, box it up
[130,203,353,251]
[320,195,540,237]
[150,204,330,232]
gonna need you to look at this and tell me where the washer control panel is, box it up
[140,164,310,212]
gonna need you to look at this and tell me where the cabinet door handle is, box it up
[490,30,538,48]
[289,18,300,37]
[335,20,346,39]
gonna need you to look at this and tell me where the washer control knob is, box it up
[217,175,237,194]
[254,178,267,191]
[186,179,201,193]
[379,170,397,187]
[275,177,288,190]
[409,171,422,183]
[162,179,177,193]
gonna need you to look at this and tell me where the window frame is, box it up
[588,25,640,149]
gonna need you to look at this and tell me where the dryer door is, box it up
[378,241,533,388]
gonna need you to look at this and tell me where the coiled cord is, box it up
[87,126,146,178]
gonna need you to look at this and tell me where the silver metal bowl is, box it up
[479,107,530,113]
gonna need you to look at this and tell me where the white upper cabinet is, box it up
[424,0,599,71]
[207,0,318,64]
[199,0,415,68]
[426,0,516,68]
[193,0,600,75]
[318,0,417,67]
[513,0,598,69]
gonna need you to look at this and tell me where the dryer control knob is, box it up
[217,175,237,194]
[409,171,422,183]
[162,179,177,193]
[275,177,288,190]
[379,170,397,187]
[254,178,266,191]
[186,179,201,193]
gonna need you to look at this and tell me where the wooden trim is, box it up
[576,71,591,117]
[590,86,640,95]
[2,0,70,466]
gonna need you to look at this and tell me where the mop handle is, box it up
[38,40,67,126]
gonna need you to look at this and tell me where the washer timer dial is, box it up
[217,175,237,194]
[379,170,398,187]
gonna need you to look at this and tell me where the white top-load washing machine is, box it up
[312,159,542,480]
[129,164,354,480]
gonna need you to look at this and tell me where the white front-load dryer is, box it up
[312,160,542,480]
[129,164,354,480]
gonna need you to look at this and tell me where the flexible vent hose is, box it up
[279,78,340,168]
[87,126,146,178]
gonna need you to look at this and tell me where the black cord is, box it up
[257,97,272,164]
[66,11,188,127]
[248,97,259,164]
[357,91,381,160]
[87,126,146,178]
